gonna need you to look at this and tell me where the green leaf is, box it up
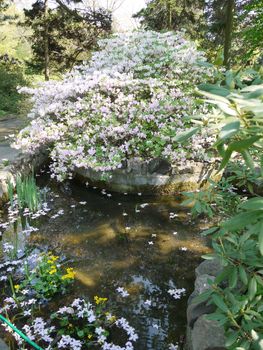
[225,70,234,88]
[239,197,263,211]
[248,277,257,301]
[222,210,263,230]
[255,275,263,287]
[192,289,213,304]
[215,121,240,145]
[211,294,228,313]
[241,84,263,93]
[173,127,199,143]
[244,88,263,99]
[228,136,261,152]
[239,265,248,286]
[229,267,238,289]
[215,267,232,284]
[225,331,239,347]
[217,143,226,157]
[218,148,233,172]
[201,253,217,260]
[77,330,85,338]
[259,222,263,256]
[198,83,230,97]
[206,100,238,116]
[206,312,228,325]
[201,226,219,236]
[241,150,255,171]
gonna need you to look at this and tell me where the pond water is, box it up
[0,175,211,350]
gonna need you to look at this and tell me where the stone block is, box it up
[187,274,215,328]
[195,259,223,278]
[191,314,226,350]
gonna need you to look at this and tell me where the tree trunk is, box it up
[223,0,235,69]
[44,0,50,81]
[166,0,172,29]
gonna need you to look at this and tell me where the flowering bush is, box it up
[12,297,138,350]
[18,252,75,300]
[50,298,138,349]
[14,30,217,181]
[0,248,138,349]
[0,249,75,311]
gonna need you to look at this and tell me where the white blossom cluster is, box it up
[14,30,216,181]
[168,287,186,299]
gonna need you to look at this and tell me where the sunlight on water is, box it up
[0,176,211,349]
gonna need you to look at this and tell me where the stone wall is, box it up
[76,158,222,195]
[185,259,226,350]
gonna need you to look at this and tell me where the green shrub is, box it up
[0,55,27,116]
[191,83,263,349]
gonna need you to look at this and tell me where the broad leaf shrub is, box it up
[14,31,218,181]
[192,84,263,349]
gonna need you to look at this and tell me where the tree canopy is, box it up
[23,0,112,74]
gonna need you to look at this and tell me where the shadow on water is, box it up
[1,175,211,350]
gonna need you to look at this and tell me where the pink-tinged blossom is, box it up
[14,31,217,181]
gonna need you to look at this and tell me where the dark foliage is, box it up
[23,0,112,72]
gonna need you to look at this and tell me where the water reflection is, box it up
[0,177,211,350]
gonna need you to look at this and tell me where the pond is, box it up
[0,174,211,350]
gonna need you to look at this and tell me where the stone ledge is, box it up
[76,158,221,195]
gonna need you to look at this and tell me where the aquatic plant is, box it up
[20,252,75,300]
[7,174,41,212]
[14,30,218,181]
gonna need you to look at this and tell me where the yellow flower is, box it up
[14,285,20,291]
[49,268,57,275]
[47,255,59,264]
[94,296,108,305]
[105,312,116,322]
[62,267,75,280]
[88,334,93,339]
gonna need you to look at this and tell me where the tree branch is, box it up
[54,0,85,20]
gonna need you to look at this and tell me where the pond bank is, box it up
[0,116,48,202]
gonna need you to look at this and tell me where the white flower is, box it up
[58,335,82,349]
[144,299,152,306]
[168,288,186,299]
[23,309,32,316]
[116,287,129,297]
